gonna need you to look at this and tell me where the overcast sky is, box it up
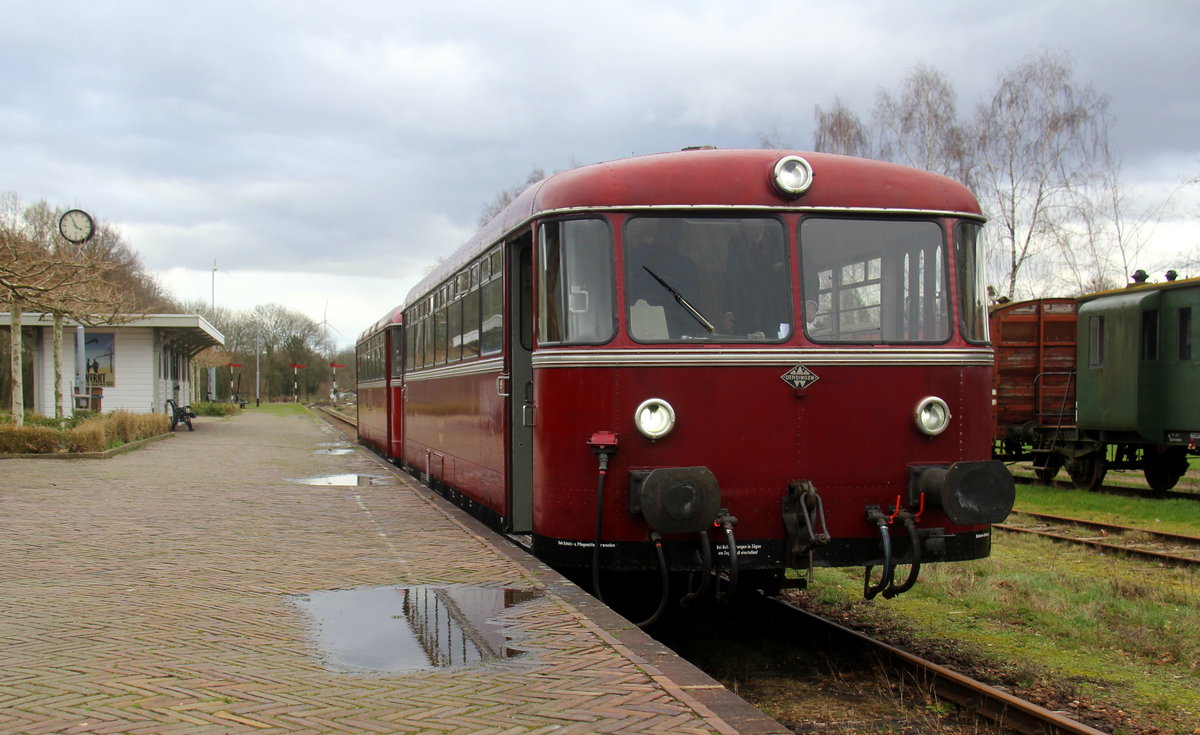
[4,1,1197,349]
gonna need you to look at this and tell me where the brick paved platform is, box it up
[0,408,788,734]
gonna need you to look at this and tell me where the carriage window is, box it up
[1142,310,1159,361]
[539,218,615,345]
[481,252,504,355]
[800,218,949,343]
[405,317,417,370]
[446,297,462,363]
[391,326,404,377]
[624,216,790,343]
[956,222,989,343]
[462,287,481,359]
[1179,308,1192,361]
[1089,316,1105,367]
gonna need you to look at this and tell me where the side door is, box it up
[506,234,534,533]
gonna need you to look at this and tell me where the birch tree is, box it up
[973,52,1111,299]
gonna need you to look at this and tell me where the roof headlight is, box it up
[634,398,676,440]
[772,155,814,196]
[914,396,951,436]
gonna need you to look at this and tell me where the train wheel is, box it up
[1067,453,1107,491]
[1033,453,1063,484]
[1143,447,1188,494]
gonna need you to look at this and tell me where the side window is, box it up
[956,221,989,343]
[390,326,403,377]
[1179,307,1192,361]
[1088,316,1105,367]
[481,248,504,355]
[539,218,615,345]
[462,287,481,359]
[1141,310,1159,361]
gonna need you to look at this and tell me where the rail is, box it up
[996,511,1200,568]
[772,596,1110,735]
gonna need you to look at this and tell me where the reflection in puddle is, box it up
[314,448,355,455]
[294,474,393,487]
[293,586,541,673]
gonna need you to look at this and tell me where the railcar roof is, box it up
[1077,274,1200,303]
[357,304,405,345]
[403,148,982,309]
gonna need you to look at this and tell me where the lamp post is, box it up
[208,259,217,402]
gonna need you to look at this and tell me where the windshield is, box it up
[800,218,950,343]
[624,216,791,343]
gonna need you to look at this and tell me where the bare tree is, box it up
[973,52,1111,300]
[812,98,871,158]
[478,167,546,227]
[873,63,975,186]
[1,195,147,424]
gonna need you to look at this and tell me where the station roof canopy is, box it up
[1,313,225,358]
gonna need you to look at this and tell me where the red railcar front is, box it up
[385,149,1014,609]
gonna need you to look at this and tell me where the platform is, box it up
[0,408,788,734]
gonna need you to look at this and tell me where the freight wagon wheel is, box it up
[1033,453,1063,484]
[1067,453,1107,491]
[1143,447,1188,494]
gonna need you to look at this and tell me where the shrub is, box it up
[0,410,171,454]
[192,402,241,417]
[0,425,63,454]
[108,410,168,442]
[65,419,113,453]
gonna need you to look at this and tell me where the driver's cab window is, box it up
[624,216,791,343]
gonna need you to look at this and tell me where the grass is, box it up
[796,482,1200,732]
[1013,480,1200,535]
[241,401,313,417]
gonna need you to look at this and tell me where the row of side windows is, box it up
[1088,306,1193,367]
[357,332,387,382]
[405,248,504,371]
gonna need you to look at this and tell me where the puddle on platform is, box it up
[293,474,393,487]
[293,585,541,674]
[314,447,355,455]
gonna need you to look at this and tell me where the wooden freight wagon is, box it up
[989,298,1078,479]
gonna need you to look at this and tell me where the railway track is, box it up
[313,408,1131,733]
[768,596,1110,735]
[653,594,1112,735]
[996,510,1200,568]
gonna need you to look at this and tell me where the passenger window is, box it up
[1179,308,1191,361]
[481,271,503,355]
[1141,310,1159,361]
[1088,316,1105,367]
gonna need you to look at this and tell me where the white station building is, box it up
[1,313,224,417]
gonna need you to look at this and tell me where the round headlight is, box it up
[914,396,951,436]
[634,398,676,440]
[772,155,814,196]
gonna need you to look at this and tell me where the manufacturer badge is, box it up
[780,363,819,389]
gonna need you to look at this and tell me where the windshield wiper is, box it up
[642,266,715,333]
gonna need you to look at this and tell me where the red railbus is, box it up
[355,306,403,458]
[360,148,1013,620]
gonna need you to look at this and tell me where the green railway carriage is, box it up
[1070,277,1199,490]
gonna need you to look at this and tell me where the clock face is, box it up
[59,209,95,243]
